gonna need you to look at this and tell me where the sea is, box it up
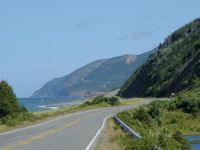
[17,97,85,112]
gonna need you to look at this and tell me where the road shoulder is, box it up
[95,117,132,150]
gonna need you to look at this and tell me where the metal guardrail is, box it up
[114,115,141,139]
[114,115,162,150]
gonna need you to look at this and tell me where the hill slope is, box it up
[118,18,200,98]
[32,51,153,97]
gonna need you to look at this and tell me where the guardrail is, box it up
[114,115,141,139]
[114,115,162,150]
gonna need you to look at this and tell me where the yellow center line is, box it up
[2,118,82,150]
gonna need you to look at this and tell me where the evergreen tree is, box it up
[0,80,25,118]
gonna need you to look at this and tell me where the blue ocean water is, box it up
[17,97,84,112]
[185,135,200,150]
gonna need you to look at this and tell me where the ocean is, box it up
[17,97,85,112]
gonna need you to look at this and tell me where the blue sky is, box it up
[0,0,199,97]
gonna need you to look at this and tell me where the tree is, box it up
[106,97,119,105]
[0,80,25,118]
[194,40,200,50]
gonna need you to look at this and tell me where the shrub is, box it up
[148,101,163,119]
[82,96,120,106]
[158,131,180,150]
[125,135,158,150]
[191,106,199,118]
[0,112,34,126]
[172,131,191,150]
[0,80,27,118]
[167,101,176,111]
[134,107,153,127]
[176,96,200,113]
[171,116,178,124]
[106,97,120,105]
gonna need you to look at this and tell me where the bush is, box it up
[125,135,158,150]
[106,97,120,105]
[0,112,34,126]
[134,107,153,127]
[82,96,120,106]
[191,107,199,118]
[176,96,200,113]
[172,131,191,150]
[167,101,176,111]
[0,80,27,118]
[148,101,163,119]
[158,130,181,150]
[171,116,178,124]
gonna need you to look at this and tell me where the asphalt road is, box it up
[0,99,152,150]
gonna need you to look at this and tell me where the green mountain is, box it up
[32,51,153,98]
[118,18,200,98]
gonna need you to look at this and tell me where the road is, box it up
[0,100,152,150]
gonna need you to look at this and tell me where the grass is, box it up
[162,110,200,135]
[0,97,145,133]
[118,109,200,137]
[115,99,200,149]
[96,118,133,150]
[96,116,190,150]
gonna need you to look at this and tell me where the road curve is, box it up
[0,100,152,150]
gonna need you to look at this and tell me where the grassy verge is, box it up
[0,97,144,133]
[96,118,133,150]
[118,108,200,136]
[116,97,200,150]
[97,92,200,150]
[96,100,200,150]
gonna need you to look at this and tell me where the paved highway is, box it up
[0,100,152,150]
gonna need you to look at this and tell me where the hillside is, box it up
[32,51,153,98]
[118,18,200,98]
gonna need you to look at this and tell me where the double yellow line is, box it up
[2,118,82,150]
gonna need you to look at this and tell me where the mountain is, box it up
[32,51,154,98]
[118,18,200,98]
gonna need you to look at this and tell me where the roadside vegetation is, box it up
[96,118,133,150]
[0,80,27,117]
[0,80,31,127]
[0,83,144,132]
[82,96,120,106]
[115,92,200,150]
[0,96,120,126]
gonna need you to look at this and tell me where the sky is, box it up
[0,0,199,97]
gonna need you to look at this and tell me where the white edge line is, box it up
[85,114,112,150]
[0,107,110,136]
